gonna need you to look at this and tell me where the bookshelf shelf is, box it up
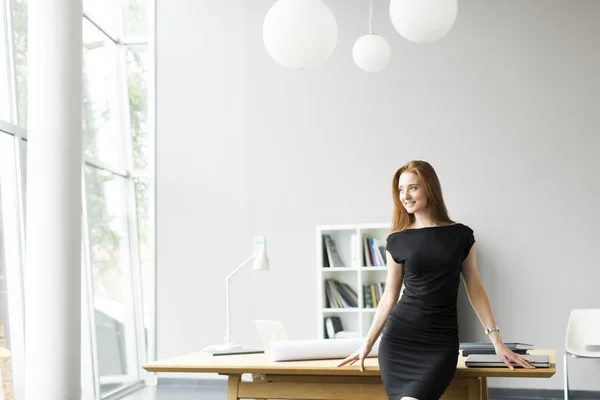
[320,267,360,272]
[317,222,391,339]
[361,266,388,271]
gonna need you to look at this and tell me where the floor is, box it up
[119,384,572,400]
[121,385,223,400]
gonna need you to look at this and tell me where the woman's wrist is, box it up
[488,331,503,347]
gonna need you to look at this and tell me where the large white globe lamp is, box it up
[352,34,391,72]
[263,0,338,70]
[389,0,457,44]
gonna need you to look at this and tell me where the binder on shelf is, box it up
[324,316,343,339]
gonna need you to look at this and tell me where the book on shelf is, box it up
[363,235,386,267]
[324,316,343,338]
[324,279,358,308]
[322,234,345,268]
[363,282,385,308]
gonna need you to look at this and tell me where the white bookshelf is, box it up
[316,223,391,339]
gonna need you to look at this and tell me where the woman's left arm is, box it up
[461,243,534,370]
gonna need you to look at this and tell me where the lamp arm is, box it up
[224,254,256,346]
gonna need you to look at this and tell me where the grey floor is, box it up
[121,385,224,400]
[120,384,571,400]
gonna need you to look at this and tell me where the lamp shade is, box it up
[389,0,457,44]
[252,236,270,271]
[352,34,391,72]
[263,0,338,70]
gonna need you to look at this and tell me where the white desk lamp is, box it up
[202,236,269,355]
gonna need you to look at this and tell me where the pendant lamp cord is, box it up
[368,0,373,34]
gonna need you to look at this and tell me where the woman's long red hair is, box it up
[390,160,454,233]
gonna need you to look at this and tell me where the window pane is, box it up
[123,0,147,37]
[0,3,11,122]
[83,0,120,38]
[11,0,28,128]
[83,19,125,167]
[84,165,139,394]
[20,139,26,220]
[0,133,18,352]
[133,178,150,335]
[126,46,148,170]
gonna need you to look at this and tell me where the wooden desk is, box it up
[143,349,555,400]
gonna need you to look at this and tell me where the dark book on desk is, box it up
[462,348,529,356]
[460,342,534,351]
[460,342,534,356]
[465,354,549,368]
[201,348,264,356]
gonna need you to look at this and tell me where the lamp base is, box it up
[201,343,264,356]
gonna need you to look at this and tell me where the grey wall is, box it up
[157,0,600,390]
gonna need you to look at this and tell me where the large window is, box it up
[0,0,155,399]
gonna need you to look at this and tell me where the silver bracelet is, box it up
[484,325,500,335]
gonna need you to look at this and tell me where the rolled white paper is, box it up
[268,338,380,362]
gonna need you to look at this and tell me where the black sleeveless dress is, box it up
[378,223,475,400]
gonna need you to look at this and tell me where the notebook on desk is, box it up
[460,342,533,356]
[255,320,289,354]
[465,354,550,368]
[460,342,534,351]
[462,348,529,356]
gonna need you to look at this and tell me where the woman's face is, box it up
[398,172,428,214]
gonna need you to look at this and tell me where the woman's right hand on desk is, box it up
[337,341,373,372]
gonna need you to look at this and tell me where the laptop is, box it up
[254,320,288,353]
[465,354,550,368]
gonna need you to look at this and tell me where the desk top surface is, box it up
[143,349,556,378]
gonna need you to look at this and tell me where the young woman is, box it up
[337,160,534,400]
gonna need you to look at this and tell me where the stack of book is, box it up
[324,279,358,308]
[460,342,534,356]
[363,282,385,308]
[460,342,550,368]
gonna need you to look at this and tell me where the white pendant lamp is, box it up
[352,0,390,72]
[389,0,458,44]
[263,0,338,70]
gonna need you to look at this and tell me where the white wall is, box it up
[157,0,600,390]
[155,0,245,376]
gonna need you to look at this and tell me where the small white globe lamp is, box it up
[263,0,338,70]
[353,34,391,73]
[389,0,458,44]
[353,0,391,73]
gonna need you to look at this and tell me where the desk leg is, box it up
[481,377,488,400]
[227,374,241,400]
[251,374,266,400]
[442,377,482,400]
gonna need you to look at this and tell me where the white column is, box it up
[25,0,82,398]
